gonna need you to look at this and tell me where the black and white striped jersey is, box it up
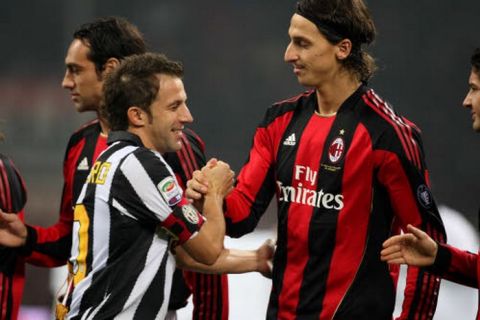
[67,131,205,320]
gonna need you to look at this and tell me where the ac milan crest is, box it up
[328,137,345,163]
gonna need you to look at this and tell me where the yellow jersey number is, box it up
[70,204,90,285]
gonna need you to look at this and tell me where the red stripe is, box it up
[183,134,200,171]
[211,275,218,320]
[364,91,422,170]
[0,160,7,210]
[199,274,206,319]
[2,162,12,212]
[177,137,194,180]
[321,124,374,319]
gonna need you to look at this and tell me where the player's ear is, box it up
[127,106,147,127]
[335,38,352,61]
[102,57,121,76]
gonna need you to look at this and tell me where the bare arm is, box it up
[176,239,274,278]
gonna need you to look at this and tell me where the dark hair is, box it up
[73,17,147,75]
[296,0,377,82]
[102,52,184,131]
[471,48,480,74]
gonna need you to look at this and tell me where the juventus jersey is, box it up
[225,85,446,319]
[67,131,204,320]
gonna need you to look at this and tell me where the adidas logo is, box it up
[77,157,89,171]
[283,133,296,146]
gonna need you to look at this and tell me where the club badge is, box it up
[328,137,345,163]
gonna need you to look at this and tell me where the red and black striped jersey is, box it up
[25,119,106,267]
[431,244,479,319]
[0,154,27,320]
[225,85,446,319]
[164,130,229,320]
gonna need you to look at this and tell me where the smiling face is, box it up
[284,14,341,88]
[143,74,193,153]
[61,39,104,113]
[462,68,480,132]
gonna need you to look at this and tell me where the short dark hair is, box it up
[471,48,480,74]
[296,0,377,82]
[73,17,147,75]
[102,52,184,131]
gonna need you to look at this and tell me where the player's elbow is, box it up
[194,244,222,265]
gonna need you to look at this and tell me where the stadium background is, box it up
[0,0,479,318]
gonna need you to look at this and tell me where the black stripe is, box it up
[267,94,316,319]
[133,250,170,319]
[296,93,360,319]
[72,126,102,204]
[334,179,395,319]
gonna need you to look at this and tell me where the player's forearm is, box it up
[176,247,259,274]
[200,193,226,251]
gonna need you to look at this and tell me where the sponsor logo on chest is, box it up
[277,165,344,210]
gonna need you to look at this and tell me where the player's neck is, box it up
[97,114,110,136]
[315,74,361,116]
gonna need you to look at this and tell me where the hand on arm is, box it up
[0,209,27,247]
[381,224,438,267]
[181,160,234,265]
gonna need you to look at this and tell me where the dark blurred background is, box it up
[1,0,479,308]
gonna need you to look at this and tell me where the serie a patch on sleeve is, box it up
[157,176,182,206]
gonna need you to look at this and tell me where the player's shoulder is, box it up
[67,119,102,149]
[262,90,315,127]
[357,88,421,135]
[0,153,27,212]
[182,128,205,153]
[128,147,169,172]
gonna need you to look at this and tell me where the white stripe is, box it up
[120,152,175,221]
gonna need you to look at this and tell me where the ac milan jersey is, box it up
[225,85,446,319]
[67,131,205,319]
[431,244,479,319]
[0,154,27,320]
[25,119,107,266]
[164,130,229,320]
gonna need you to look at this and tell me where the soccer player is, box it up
[65,52,272,319]
[186,0,446,318]
[0,152,27,319]
[0,17,230,319]
[381,48,480,319]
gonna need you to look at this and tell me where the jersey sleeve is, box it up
[23,135,77,267]
[0,154,27,213]
[224,114,277,238]
[429,244,478,288]
[113,149,204,245]
[374,123,446,320]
